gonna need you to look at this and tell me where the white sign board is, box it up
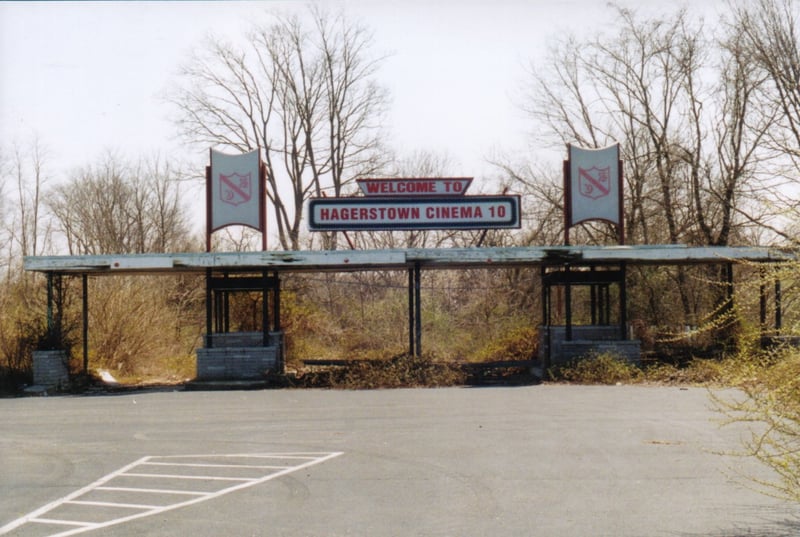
[567,143,621,227]
[308,196,521,231]
[209,149,263,232]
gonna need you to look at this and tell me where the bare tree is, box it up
[506,4,795,328]
[733,0,800,159]
[47,153,190,255]
[727,0,800,244]
[530,9,702,246]
[0,148,11,277]
[519,6,786,248]
[491,158,576,246]
[2,138,53,267]
[169,7,389,250]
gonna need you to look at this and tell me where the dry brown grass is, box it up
[548,348,776,387]
[291,353,467,389]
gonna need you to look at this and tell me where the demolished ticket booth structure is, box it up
[21,145,798,387]
[23,245,795,386]
[539,143,636,369]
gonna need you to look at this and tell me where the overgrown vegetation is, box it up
[292,353,466,390]
[546,350,769,387]
[712,345,800,503]
[278,269,540,366]
[549,352,644,384]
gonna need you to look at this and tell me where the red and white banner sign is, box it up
[208,149,263,233]
[566,143,621,227]
[356,177,472,197]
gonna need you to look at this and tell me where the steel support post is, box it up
[565,265,572,341]
[262,271,269,346]
[408,267,415,356]
[620,262,627,340]
[776,278,782,333]
[205,268,213,348]
[82,274,89,374]
[759,267,767,332]
[414,263,422,357]
[273,271,281,331]
[46,272,54,337]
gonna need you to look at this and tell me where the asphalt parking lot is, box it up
[1,384,797,536]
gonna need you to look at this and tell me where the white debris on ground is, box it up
[98,369,119,385]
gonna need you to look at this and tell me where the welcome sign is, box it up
[308,195,520,231]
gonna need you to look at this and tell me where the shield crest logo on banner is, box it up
[577,166,611,200]
[219,172,252,206]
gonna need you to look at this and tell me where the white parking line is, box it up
[0,451,343,537]
[121,472,256,481]
[67,500,163,509]
[141,461,288,470]
[33,518,93,528]
[95,486,208,496]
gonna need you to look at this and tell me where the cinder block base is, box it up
[196,346,278,380]
[539,325,641,368]
[560,340,641,365]
[32,350,69,389]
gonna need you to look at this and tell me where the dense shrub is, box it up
[295,353,466,389]
[549,352,643,384]
[713,345,800,502]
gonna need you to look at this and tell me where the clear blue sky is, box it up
[0,1,710,183]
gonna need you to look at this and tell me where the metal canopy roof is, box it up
[23,245,797,275]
